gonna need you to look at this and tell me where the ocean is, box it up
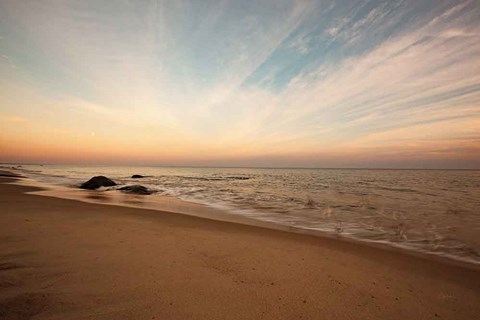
[8,164,480,265]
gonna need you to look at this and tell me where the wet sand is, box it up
[1,175,479,319]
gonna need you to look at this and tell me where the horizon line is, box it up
[2,163,479,171]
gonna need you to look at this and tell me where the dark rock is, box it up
[131,174,144,179]
[80,176,117,190]
[118,185,153,195]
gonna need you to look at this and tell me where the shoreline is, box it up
[6,169,480,270]
[1,174,479,319]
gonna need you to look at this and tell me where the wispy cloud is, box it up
[0,0,479,167]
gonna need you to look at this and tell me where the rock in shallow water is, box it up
[80,176,117,190]
[118,185,153,195]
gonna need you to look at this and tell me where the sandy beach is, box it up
[1,174,480,320]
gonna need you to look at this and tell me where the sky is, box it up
[0,0,479,168]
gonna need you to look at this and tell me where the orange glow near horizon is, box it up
[1,1,480,168]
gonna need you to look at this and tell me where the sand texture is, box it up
[1,176,479,319]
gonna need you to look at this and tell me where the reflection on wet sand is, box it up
[85,191,112,202]
[120,193,146,206]
[84,189,147,206]
[16,178,266,233]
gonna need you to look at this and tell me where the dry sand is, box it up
[0,175,479,319]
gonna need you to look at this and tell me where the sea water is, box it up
[8,164,480,265]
